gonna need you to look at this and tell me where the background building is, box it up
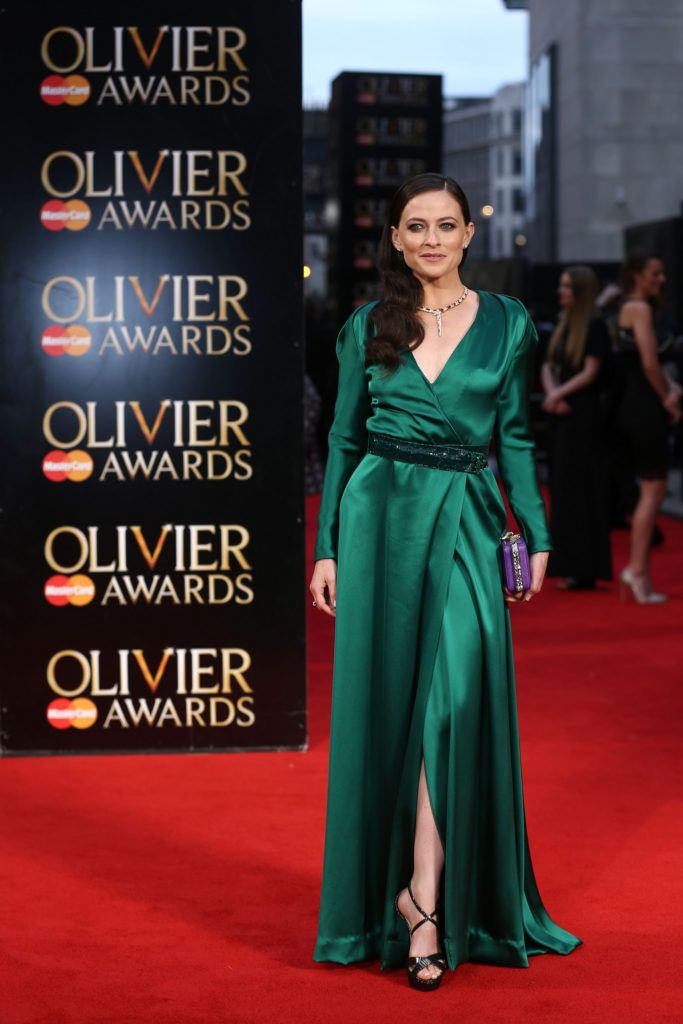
[303,108,329,299]
[506,0,683,263]
[327,71,442,319]
[443,97,492,258]
[489,82,527,259]
[443,84,526,261]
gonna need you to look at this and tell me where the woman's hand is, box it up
[310,558,337,617]
[504,551,549,605]
[542,390,571,416]
[663,387,682,424]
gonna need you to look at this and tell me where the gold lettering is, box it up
[130,525,171,569]
[127,26,168,69]
[43,401,87,448]
[42,27,85,73]
[42,276,85,322]
[41,151,84,198]
[221,648,252,694]
[217,26,247,71]
[44,526,87,574]
[132,648,173,694]
[47,649,91,697]
[128,275,169,316]
[128,150,169,194]
[129,400,170,444]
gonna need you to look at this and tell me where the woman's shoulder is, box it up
[483,290,529,320]
[348,299,381,324]
[480,292,532,337]
[618,299,652,326]
[336,300,380,356]
[480,292,534,356]
[339,300,379,337]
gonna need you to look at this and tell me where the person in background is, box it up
[615,251,682,603]
[541,266,613,590]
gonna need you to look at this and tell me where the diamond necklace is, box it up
[417,287,469,336]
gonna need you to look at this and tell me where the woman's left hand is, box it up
[504,551,549,605]
[542,388,571,415]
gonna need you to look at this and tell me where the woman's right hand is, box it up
[310,558,337,617]
[542,394,571,416]
[663,388,682,424]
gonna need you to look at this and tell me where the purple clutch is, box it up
[500,531,531,592]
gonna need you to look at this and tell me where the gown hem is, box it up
[314,925,582,971]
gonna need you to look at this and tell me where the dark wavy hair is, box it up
[367,173,472,370]
[621,248,664,294]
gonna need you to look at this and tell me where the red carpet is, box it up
[1,496,682,1024]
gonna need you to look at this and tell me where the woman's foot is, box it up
[619,567,667,604]
[396,885,444,984]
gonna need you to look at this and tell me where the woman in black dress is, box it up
[615,252,682,603]
[541,266,613,589]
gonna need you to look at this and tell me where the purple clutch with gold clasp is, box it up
[500,531,531,592]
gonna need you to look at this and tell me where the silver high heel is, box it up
[619,567,667,604]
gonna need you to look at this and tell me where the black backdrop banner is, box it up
[0,1,305,754]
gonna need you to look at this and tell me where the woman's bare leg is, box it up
[628,479,667,577]
[397,759,445,980]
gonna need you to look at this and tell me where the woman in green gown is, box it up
[309,173,582,990]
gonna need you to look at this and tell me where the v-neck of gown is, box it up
[408,291,483,387]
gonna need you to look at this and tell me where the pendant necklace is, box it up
[418,287,469,337]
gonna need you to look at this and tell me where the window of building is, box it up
[513,187,525,213]
[526,46,557,258]
[497,147,505,176]
[496,188,505,214]
[512,108,522,133]
[512,148,523,175]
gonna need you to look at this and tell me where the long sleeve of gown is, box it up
[493,311,553,554]
[313,309,370,561]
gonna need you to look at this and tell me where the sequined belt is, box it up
[367,431,489,474]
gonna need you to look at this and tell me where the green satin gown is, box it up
[312,291,582,971]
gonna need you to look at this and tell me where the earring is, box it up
[395,247,403,253]
[463,245,468,250]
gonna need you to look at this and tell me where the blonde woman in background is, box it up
[541,266,613,589]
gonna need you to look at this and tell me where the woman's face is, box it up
[558,272,574,308]
[391,190,474,283]
[634,258,666,298]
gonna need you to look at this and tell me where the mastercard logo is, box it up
[41,199,91,232]
[44,574,96,607]
[40,75,91,107]
[42,325,91,357]
[47,698,97,730]
[42,450,94,483]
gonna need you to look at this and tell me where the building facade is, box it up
[327,71,442,318]
[505,0,683,262]
[443,85,526,261]
[303,109,329,299]
[443,97,492,259]
[489,83,527,259]
[303,107,329,299]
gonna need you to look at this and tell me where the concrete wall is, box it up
[528,0,683,260]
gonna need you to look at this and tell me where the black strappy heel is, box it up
[394,885,447,991]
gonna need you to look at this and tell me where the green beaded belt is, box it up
[367,431,489,474]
